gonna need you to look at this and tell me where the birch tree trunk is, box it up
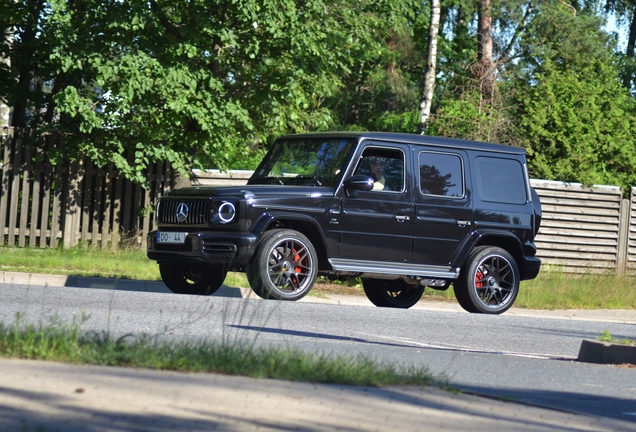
[418,0,441,134]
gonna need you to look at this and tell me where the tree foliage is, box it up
[515,2,636,188]
[2,0,636,191]
[1,0,410,180]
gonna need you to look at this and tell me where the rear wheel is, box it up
[362,279,424,309]
[454,246,520,314]
[159,263,226,295]
[247,229,318,300]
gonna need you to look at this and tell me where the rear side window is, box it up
[418,151,464,198]
[475,157,527,204]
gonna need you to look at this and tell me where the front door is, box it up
[337,143,413,262]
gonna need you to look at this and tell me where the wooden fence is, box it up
[3,127,636,274]
[0,127,172,249]
[628,188,636,275]
[529,179,627,274]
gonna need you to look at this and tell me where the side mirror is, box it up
[345,175,374,197]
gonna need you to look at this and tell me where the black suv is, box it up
[147,132,541,314]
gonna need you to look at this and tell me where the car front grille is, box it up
[158,200,209,225]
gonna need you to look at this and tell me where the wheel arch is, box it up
[457,230,526,276]
[253,212,331,269]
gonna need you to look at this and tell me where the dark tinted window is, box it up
[475,157,526,204]
[418,152,463,198]
[354,147,404,192]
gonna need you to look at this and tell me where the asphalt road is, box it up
[1,282,636,423]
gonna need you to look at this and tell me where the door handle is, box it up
[456,220,471,227]
[395,215,410,222]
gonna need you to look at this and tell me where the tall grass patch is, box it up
[0,315,431,387]
[517,270,636,310]
[0,246,160,281]
[0,246,252,289]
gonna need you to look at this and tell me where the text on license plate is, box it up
[157,232,188,244]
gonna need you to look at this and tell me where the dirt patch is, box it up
[313,283,365,296]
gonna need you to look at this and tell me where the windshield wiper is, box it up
[292,175,322,186]
[248,177,285,185]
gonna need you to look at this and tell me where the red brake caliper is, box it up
[294,250,302,274]
[475,270,484,289]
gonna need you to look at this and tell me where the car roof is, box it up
[278,131,527,155]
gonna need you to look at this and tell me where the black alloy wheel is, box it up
[247,229,318,300]
[454,246,520,314]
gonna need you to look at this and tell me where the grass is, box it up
[1,246,636,310]
[517,269,636,310]
[0,314,431,387]
[322,271,636,310]
[0,246,160,281]
[0,245,250,287]
[598,330,636,346]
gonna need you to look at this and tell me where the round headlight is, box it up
[218,202,236,223]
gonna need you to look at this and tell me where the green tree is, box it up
[519,58,636,188]
[325,2,419,132]
[422,0,534,142]
[0,0,411,180]
[515,2,636,189]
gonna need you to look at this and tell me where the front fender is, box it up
[251,210,326,234]
[251,210,332,268]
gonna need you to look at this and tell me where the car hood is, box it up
[162,185,336,199]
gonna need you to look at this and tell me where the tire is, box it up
[454,246,520,314]
[159,263,226,295]
[246,229,318,300]
[362,279,424,309]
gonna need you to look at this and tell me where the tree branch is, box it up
[558,0,576,17]
[498,1,533,66]
[150,0,184,41]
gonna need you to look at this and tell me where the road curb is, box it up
[577,339,636,364]
[0,271,169,293]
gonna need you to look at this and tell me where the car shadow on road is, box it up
[62,277,247,298]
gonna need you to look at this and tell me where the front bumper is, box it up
[147,230,260,270]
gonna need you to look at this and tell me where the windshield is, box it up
[248,138,356,188]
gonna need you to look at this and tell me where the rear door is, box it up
[412,148,473,266]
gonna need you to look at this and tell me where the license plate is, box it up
[157,232,188,244]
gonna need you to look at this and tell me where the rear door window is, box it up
[418,151,464,198]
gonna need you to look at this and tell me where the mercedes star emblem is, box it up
[176,203,189,223]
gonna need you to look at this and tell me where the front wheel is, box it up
[454,246,520,314]
[247,229,318,300]
[362,279,424,309]
[159,263,226,295]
